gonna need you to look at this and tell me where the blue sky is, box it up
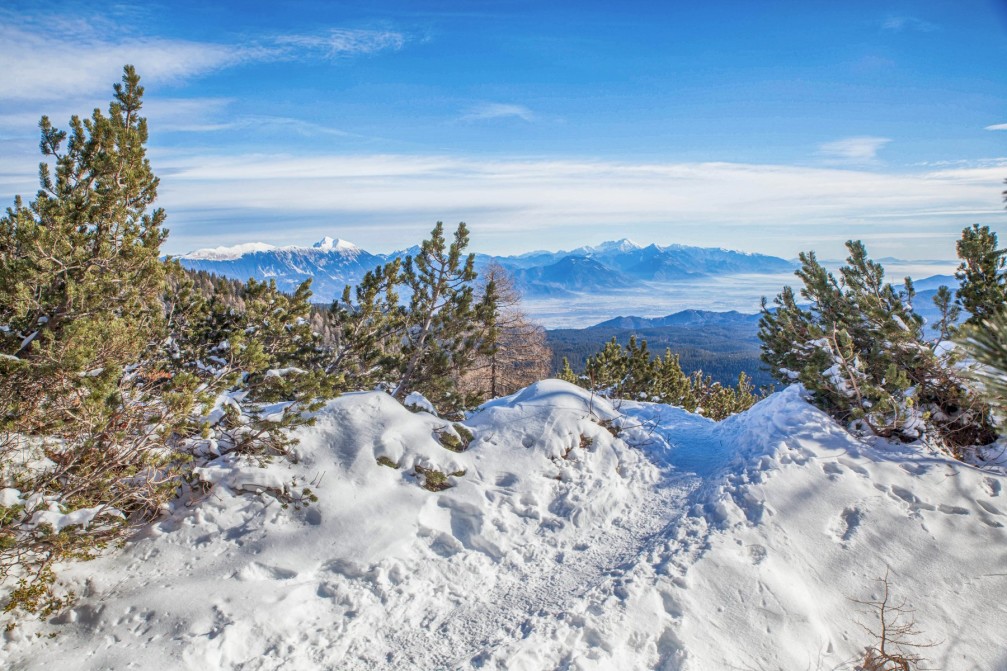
[1,0,1006,259]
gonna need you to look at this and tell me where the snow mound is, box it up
[2,383,666,669]
[2,383,1005,670]
[487,386,1007,670]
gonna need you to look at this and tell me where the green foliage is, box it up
[171,275,341,457]
[955,224,1007,327]
[569,337,761,420]
[329,222,498,414]
[558,356,578,384]
[931,285,960,341]
[0,68,341,621]
[957,309,1007,424]
[759,240,994,451]
[0,67,184,616]
[376,456,400,469]
[329,260,406,390]
[395,222,496,410]
[437,423,474,452]
[546,318,773,389]
[414,464,465,492]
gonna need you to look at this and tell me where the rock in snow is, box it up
[2,381,1005,669]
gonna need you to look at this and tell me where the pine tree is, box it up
[572,337,757,418]
[584,337,629,394]
[394,222,496,409]
[329,223,498,413]
[955,224,1007,327]
[931,285,961,341]
[328,259,406,389]
[558,357,578,384]
[0,67,183,614]
[654,348,695,409]
[173,276,341,457]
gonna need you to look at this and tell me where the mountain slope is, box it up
[3,382,1004,670]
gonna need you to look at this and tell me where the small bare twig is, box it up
[851,569,940,671]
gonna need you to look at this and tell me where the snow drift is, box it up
[2,381,1005,670]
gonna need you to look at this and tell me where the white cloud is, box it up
[985,123,1007,131]
[3,147,1001,259]
[276,28,406,57]
[818,136,892,163]
[882,16,938,32]
[460,103,535,122]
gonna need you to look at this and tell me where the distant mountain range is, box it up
[176,236,796,301]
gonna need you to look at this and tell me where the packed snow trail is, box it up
[2,382,1006,670]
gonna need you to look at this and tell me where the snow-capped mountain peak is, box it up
[312,236,359,253]
[181,242,277,261]
[593,238,642,253]
[566,238,644,257]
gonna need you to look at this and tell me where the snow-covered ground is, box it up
[2,381,1005,670]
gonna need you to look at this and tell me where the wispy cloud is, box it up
[882,16,938,32]
[0,16,408,103]
[99,153,1002,258]
[460,103,535,123]
[0,24,258,101]
[3,148,1000,259]
[276,28,406,57]
[818,136,892,164]
[985,123,1007,131]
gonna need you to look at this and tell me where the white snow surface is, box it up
[2,381,1006,670]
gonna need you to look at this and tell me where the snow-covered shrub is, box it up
[436,423,474,452]
[413,464,465,492]
[168,272,340,457]
[759,240,995,452]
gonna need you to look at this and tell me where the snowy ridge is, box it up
[2,383,1005,669]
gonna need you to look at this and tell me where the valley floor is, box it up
[2,382,1005,670]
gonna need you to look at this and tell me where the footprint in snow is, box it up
[838,458,869,477]
[821,462,843,479]
[235,561,298,581]
[976,500,1004,516]
[888,485,936,513]
[830,506,861,543]
[746,544,767,565]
